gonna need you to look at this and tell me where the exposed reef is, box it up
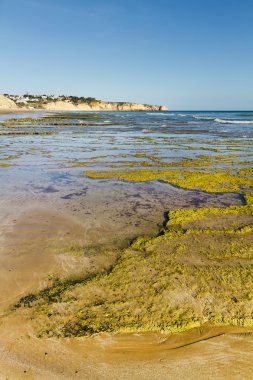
[2,110,253,339]
[84,167,253,193]
[10,192,253,337]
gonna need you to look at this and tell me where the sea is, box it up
[0,110,252,247]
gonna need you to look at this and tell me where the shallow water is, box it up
[1,110,250,248]
[0,110,253,379]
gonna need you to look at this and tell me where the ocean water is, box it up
[0,110,252,247]
[1,110,252,164]
[1,110,253,135]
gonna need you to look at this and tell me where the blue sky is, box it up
[0,0,252,109]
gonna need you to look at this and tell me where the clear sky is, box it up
[0,0,253,109]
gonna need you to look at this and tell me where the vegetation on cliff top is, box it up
[3,94,166,110]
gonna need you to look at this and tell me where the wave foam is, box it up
[142,129,151,133]
[146,113,174,116]
[215,118,253,124]
[193,116,215,120]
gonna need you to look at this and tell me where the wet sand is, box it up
[0,110,253,379]
[0,108,32,115]
[0,206,86,312]
[0,182,243,313]
[1,318,253,379]
[1,205,253,379]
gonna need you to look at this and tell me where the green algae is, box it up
[0,131,57,136]
[0,154,21,168]
[167,192,253,230]
[11,190,253,337]
[163,170,253,193]
[84,168,253,193]
[1,114,121,128]
[58,145,253,173]
[0,155,20,161]
[78,152,253,170]
[3,113,253,336]
[81,150,253,193]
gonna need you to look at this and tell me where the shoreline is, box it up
[0,108,33,115]
[82,324,253,352]
[0,110,252,378]
[0,94,168,113]
[1,319,253,379]
[0,108,168,114]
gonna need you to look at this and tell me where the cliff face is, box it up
[43,100,168,111]
[0,95,18,110]
[1,94,168,112]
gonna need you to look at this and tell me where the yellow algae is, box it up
[164,171,252,192]
[0,155,20,161]
[67,161,91,168]
[84,168,253,193]
[11,188,253,337]
[4,132,253,336]
[60,150,253,171]
[167,192,253,230]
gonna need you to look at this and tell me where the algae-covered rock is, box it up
[12,191,253,337]
[84,167,253,193]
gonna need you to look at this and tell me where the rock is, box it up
[42,100,168,112]
[0,95,18,110]
[160,106,169,111]
[1,94,168,112]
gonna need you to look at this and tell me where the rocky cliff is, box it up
[1,94,168,112]
[43,100,168,111]
[0,95,18,110]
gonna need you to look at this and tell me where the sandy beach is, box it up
[1,307,253,379]
[0,200,253,379]
[0,109,31,115]
[1,0,253,376]
[1,208,253,380]
[0,110,252,379]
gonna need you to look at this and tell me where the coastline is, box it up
[0,108,32,115]
[0,94,168,113]
[0,110,252,379]
[1,199,251,379]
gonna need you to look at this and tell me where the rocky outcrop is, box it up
[0,95,18,110]
[43,100,168,112]
[1,94,168,112]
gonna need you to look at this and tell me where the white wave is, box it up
[215,118,253,124]
[146,113,174,116]
[193,116,214,120]
[142,129,151,133]
[178,114,186,117]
